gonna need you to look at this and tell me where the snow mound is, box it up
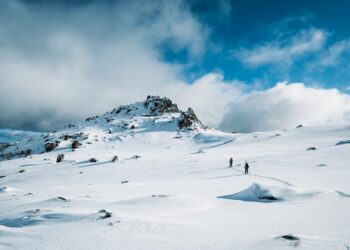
[254,234,350,250]
[0,209,115,228]
[0,212,85,228]
[218,183,322,202]
[335,139,350,146]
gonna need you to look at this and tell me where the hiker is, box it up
[244,161,249,174]
[229,157,233,168]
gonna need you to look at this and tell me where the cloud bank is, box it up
[0,0,206,130]
[219,82,350,132]
[1,1,350,133]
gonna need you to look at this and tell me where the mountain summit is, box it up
[0,96,205,160]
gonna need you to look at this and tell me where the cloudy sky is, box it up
[1,0,350,132]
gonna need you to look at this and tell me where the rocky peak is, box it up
[0,96,207,161]
[143,96,180,116]
[87,96,205,131]
[110,96,180,117]
[178,107,203,129]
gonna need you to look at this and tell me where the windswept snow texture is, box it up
[0,97,350,249]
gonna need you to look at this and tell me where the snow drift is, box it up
[218,183,322,202]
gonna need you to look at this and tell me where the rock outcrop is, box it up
[0,95,206,161]
[178,108,203,129]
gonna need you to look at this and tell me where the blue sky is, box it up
[161,0,350,90]
[1,0,350,132]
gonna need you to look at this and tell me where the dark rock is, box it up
[335,140,350,146]
[18,169,26,173]
[130,124,135,129]
[0,143,10,150]
[0,176,5,179]
[24,149,32,156]
[121,122,129,129]
[101,212,112,219]
[98,209,112,219]
[178,108,202,129]
[57,196,68,201]
[296,124,303,128]
[276,234,300,241]
[45,141,60,152]
[18,149,32,157]
[258,195,278,201]
[144,96,179,115]
[121,180,129,184]
[72,140,81,149]
[112,155,118,162]
[111,96,179,116]
[89,158,97,163]
[56,154,65,163]
[307,147,316,151]
[0,152,14,160]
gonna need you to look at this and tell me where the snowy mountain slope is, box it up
[0,96,350,249]
[0,129,41,144]
[0,96,206,160]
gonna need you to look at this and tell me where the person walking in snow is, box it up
[244,161,250,175]
[229,157,233,168]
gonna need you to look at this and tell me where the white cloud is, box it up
[219,82,350,132]
[0,0,208,130]
[165,73,243,127]
[235,28,328,67]
[317,39,350,67]
[2,1,350,133]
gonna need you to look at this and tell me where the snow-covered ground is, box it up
[1,97,350,249]
[0,129,41,144]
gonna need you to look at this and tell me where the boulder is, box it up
[72,140,81,149]
[45,141,60,152]
[98,209,112,219]
[89,158,97,163]
[56,154,65,163]
[178,108,202,129]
